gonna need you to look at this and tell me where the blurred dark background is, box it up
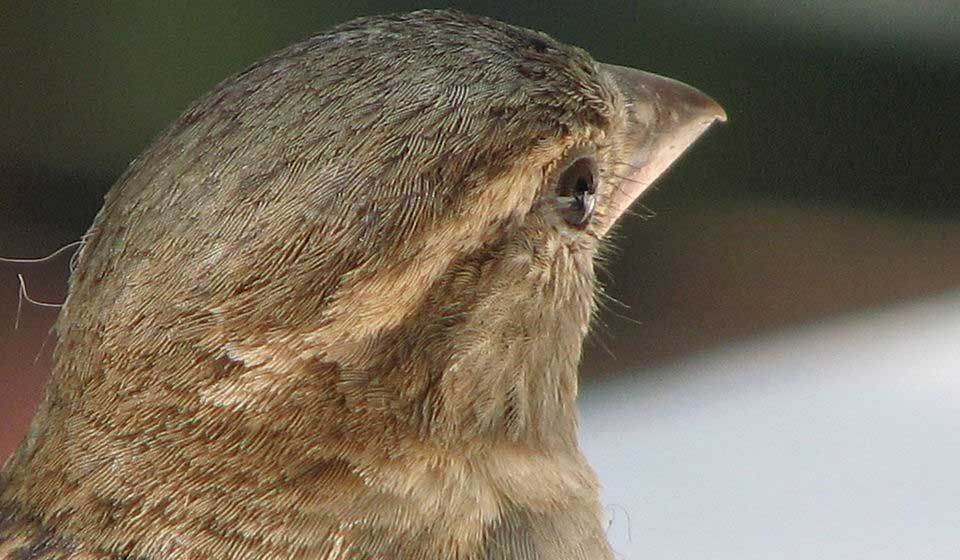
[2,2,959,458]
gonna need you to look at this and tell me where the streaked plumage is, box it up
[1,9,723,559]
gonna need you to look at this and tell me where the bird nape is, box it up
[0,9,723,560]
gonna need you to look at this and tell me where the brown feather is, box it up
[1,8,725,560]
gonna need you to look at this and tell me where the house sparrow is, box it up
[0,9,724,560]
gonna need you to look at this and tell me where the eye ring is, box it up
[555,157,598,227]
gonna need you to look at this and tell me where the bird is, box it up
[0,9,724,560]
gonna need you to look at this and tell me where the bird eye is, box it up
[556,157,597,227]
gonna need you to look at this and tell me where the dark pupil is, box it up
[571,176,590,209]
[558,158,596,226]
[559,159,595,196]
[575,175,591,195]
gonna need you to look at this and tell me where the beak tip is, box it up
[667,77,727,126]
[706,98,728,124]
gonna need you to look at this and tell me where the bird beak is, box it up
[596,63,726,236]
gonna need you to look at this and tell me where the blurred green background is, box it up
[2,2,959,456]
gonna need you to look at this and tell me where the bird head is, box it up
[17,6,727,478]
[3,10,723,557]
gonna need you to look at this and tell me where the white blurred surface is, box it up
[580,292,960,559]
